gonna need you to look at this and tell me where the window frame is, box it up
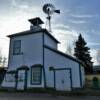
[13,40,21,55]
[31,65,42,85]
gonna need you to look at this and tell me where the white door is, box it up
[17,70,25,90]
[55,69,71,91]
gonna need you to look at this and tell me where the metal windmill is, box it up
[43,3,60,32]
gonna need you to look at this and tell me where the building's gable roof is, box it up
[7,29,60,43]
[44,45,84,65]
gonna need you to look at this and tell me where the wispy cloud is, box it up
[11,0,41,12]
[11,0,17,7]
[88,42,100,50]
[11,0,29,11]
[90,49,100,65]
[69,12,99,20]
[69,20,87,24]
[61,10,71,14]
[52,28,78,52]
[53,24,71,31]
[53,25,78,38]
[70,14,94,18]
[88,42,100,46]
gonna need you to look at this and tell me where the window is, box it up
[13,40,21,55]
[31,66,42,84]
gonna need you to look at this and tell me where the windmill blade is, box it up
[54,10,60,14]
[43,3,55,15]
[43,3,60,32]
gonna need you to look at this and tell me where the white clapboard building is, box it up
[2,17,85,91]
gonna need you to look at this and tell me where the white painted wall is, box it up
[8,32,43,70]
[44,34,58,49]
[2,31,59,88]
[2,74,16,88]
[81,65,85,87]
[2,32,44,88]
[44,48,85,90]
[2,30,85,90]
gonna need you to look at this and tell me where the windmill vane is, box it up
[43,3,60,32]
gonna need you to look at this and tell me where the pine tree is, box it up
[74,34,93,74]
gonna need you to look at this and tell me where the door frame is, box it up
[15,67,29,90]
[49,67,72,91]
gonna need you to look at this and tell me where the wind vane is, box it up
[43,3,60,32]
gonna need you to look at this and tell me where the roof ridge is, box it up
[7,29,60,43]
[44,45,84,64]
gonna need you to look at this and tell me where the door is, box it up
[16,70,26,90]
[55,69,71,91]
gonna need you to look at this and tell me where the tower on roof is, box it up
[28,17,44,31]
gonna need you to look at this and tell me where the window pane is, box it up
[31,67,41,84]
[14,48,20,54]
[14,41,20,48]
[13,40,21,55]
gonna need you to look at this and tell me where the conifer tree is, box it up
[74,34,93,74]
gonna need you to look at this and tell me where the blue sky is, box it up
[0,0,100,65]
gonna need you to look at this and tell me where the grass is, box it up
[0,87,100,96]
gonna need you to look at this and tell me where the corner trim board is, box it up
[79,63,82,87]
[42,32,46,87]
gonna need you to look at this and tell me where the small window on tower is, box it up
[13,40,21,55]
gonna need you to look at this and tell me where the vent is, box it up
[30,25,42,31]
[28,17,44,31]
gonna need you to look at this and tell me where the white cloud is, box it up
[0,1,43,58]
[0,14,31,57]
[53,24,71,31]
[68,13,99,25]
[70,14,94,18]
[70,13,100,19]
[11,0,42,13]
[0,15,30,35]
[53,28,78,37]
[11,0,17,7]
[60,10,71,14]
[90,49,99,65]
[19,4,29,10]
[70,20,87,24]
[52,28,78,52]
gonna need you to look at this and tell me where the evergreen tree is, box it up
[74,34,93,74]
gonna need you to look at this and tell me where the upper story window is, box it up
[13,40,21,55]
